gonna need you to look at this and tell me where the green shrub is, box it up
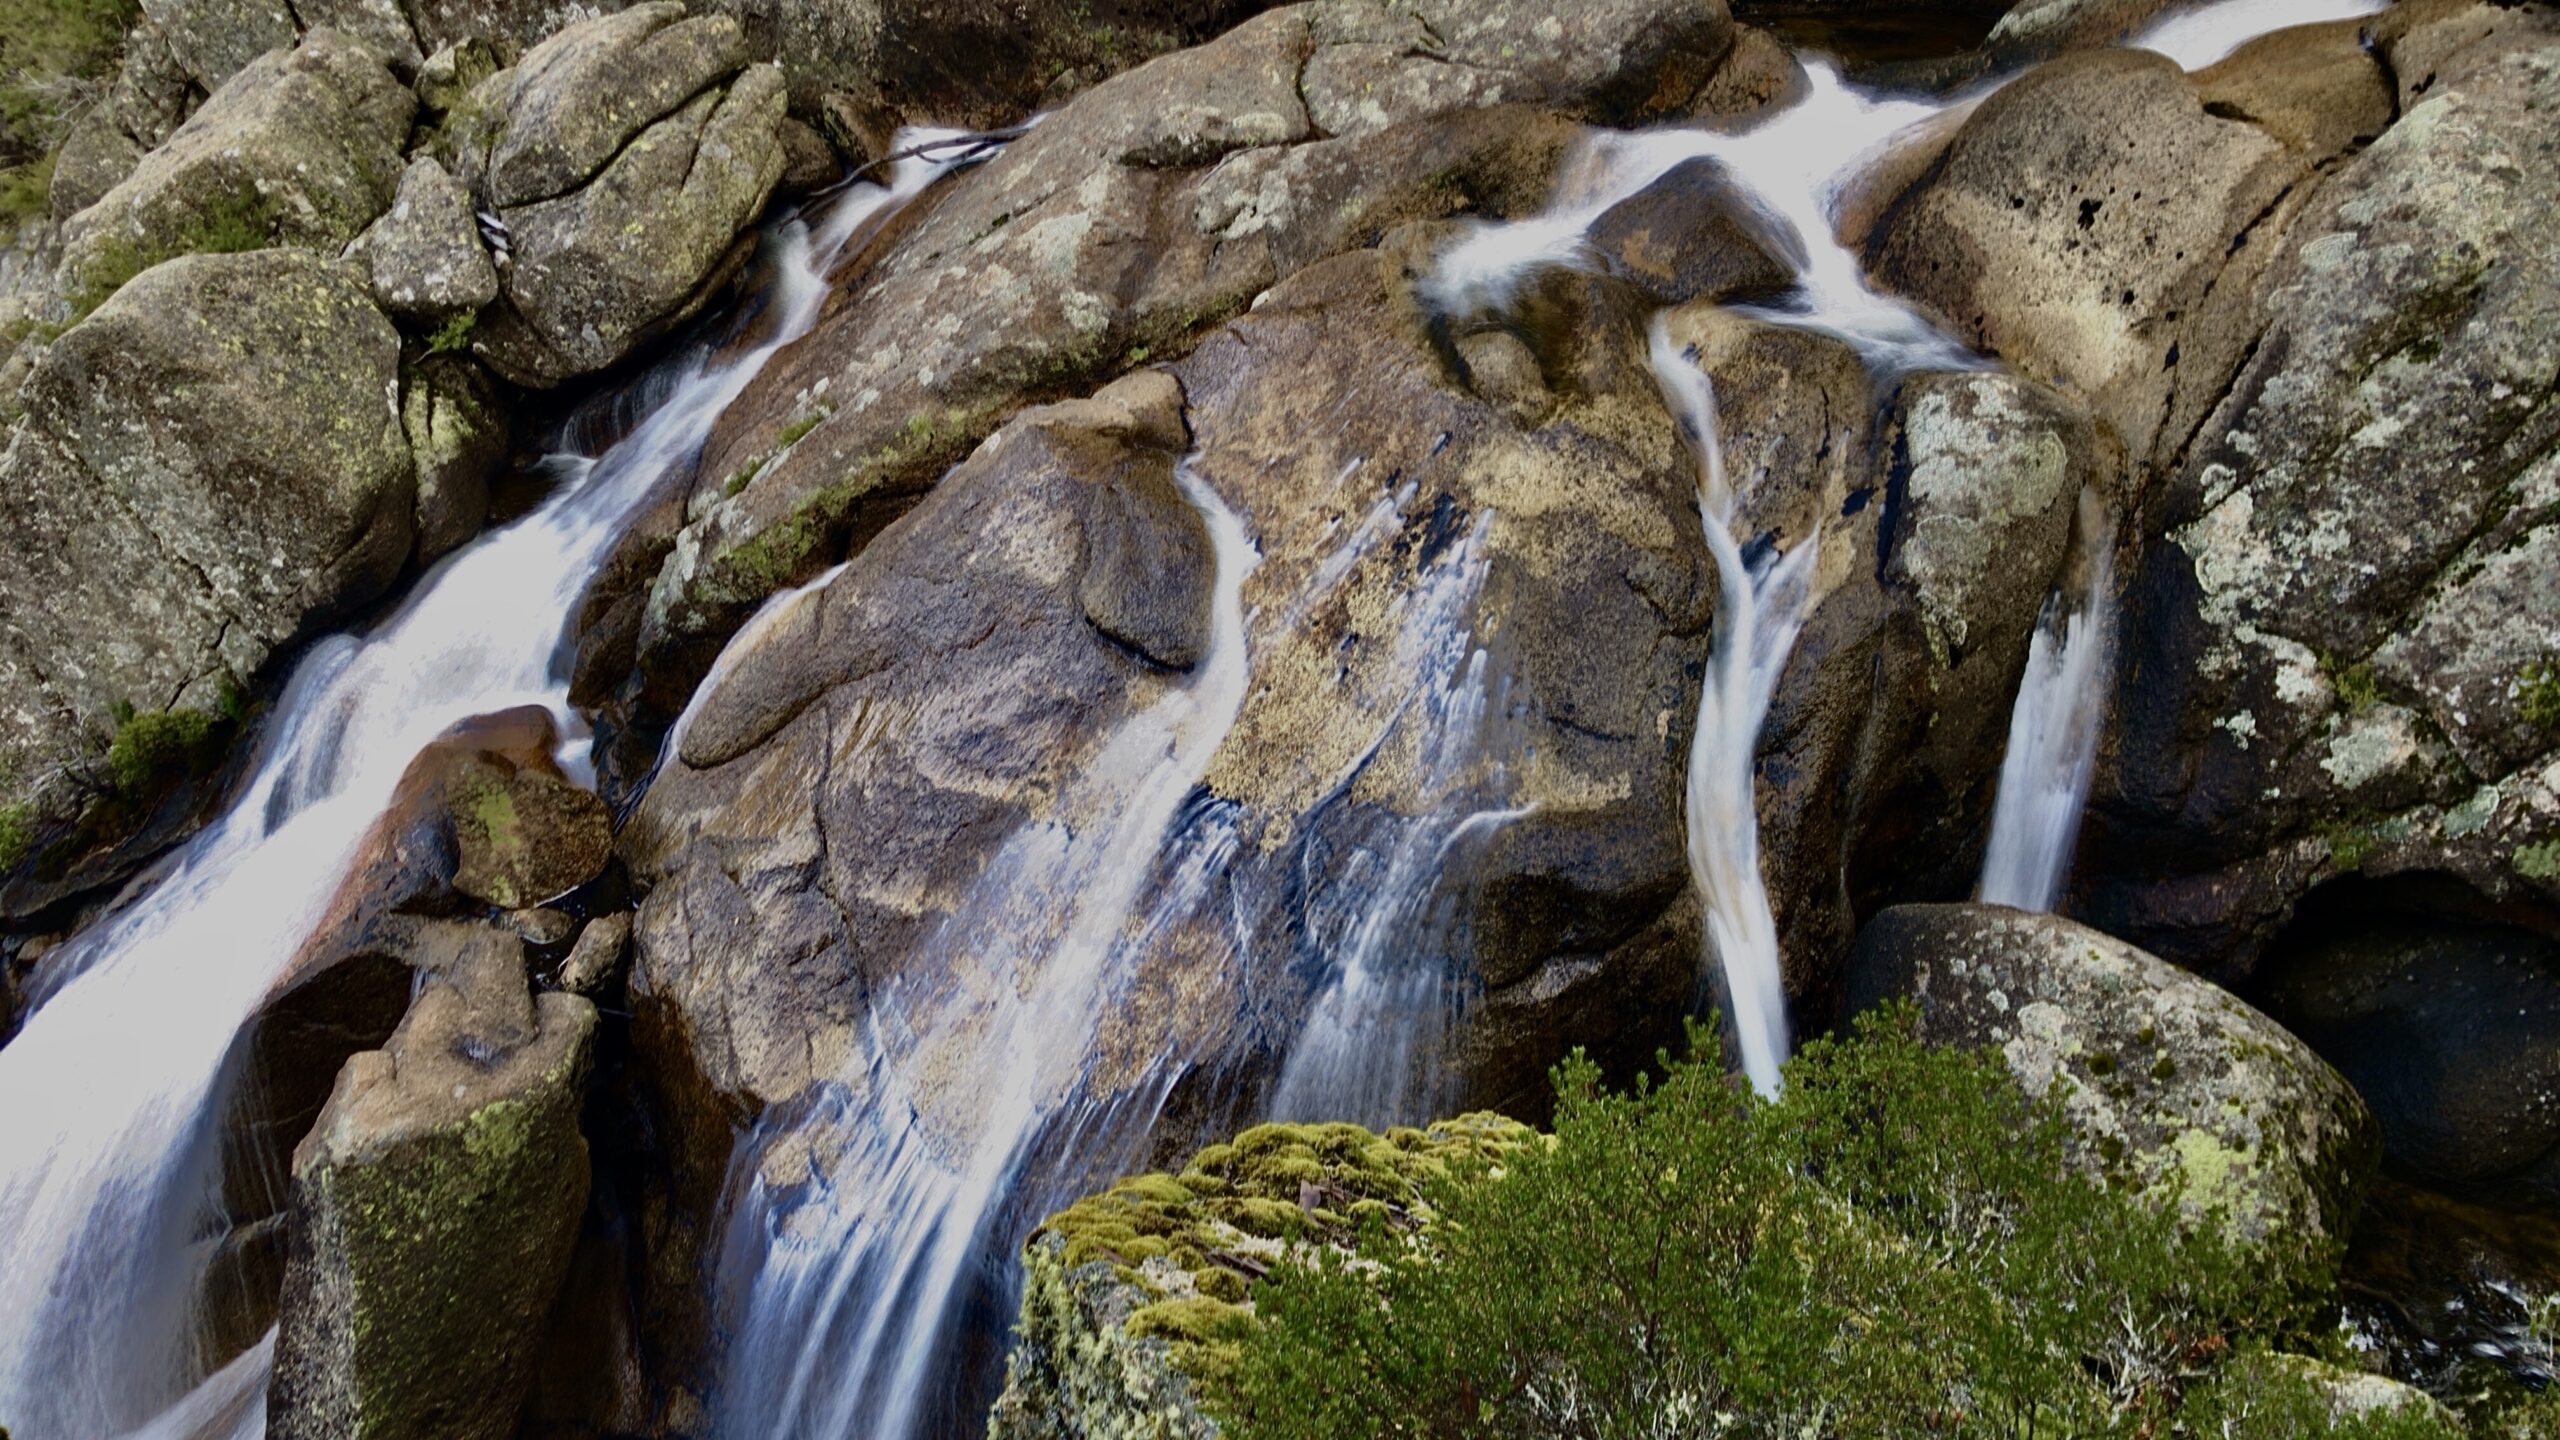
[1213,1008,2333,1440]
[105,704,222,794]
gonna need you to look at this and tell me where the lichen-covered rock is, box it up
[138,0,298,90]
[0,249,413,871]
[59,30,415,307]
[402,353,507,563]
[611,0,1749,720]
[447,5,788,386]
[988,1114,1532,1440]
[2083,9,2560,968]
[269,920,597,1440]
[1865,30,2390,471]
[350,157,498,321]
[1842,903,2380,1249]
[442,739,612,911]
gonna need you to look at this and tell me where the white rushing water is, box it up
[1978,491,2117,914]
[1266,510,1530,1129]
[711,448,1531,1433]
[2132,0,2387,69]
[0,133,973,1440]
[1421,59,1980,378]
[1647,320,1821,1097]
[715,463,1261,1439]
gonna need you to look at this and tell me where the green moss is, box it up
[0,799,35,869]
[105,704,223,795]
[423,309,478,356]
[2518,661,2560,732]
[2516,840,2560,882]
[2323,655,2383,712]
[2321,819,2381,871]
[777,409,828,447]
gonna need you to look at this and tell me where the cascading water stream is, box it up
[1404,0,2378,1091]
[0,132,973,1440]
[1266,510,1530,1129]
[714,464,1262,1439]
[1978,492,2117,913]
[1647,321,1821,1097]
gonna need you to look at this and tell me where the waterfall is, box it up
[1421,60,1980,378]
[713,463,1261,1440]
[1646,320,1821,1097]
[1266,510,1530,1129]
[1978,491,2117,913]
[0,132,975,1440]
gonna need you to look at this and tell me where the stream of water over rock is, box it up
[0,134,977,1439]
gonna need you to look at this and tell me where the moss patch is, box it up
[104,703,224,795]
[1033,1114,1531,1386]
[2519,660,2560,733]
[0,799,35,869]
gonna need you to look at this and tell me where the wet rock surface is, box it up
[2255,879,2560,1197]
[608,0,1749,727]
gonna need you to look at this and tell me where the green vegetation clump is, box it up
[2328,655,2384,712]
[424,308,478,356]
[0,0,135,224]
[104,702,222,795]
[2519,661,2560,733]
[0,798,35,869]
[1209,1008,2356,1439]
[66,188,275,320]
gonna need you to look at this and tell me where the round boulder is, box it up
[1843,902,2379,1250]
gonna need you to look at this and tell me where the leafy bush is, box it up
[1212,1008,2342,1440]
[105,703,222,794]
